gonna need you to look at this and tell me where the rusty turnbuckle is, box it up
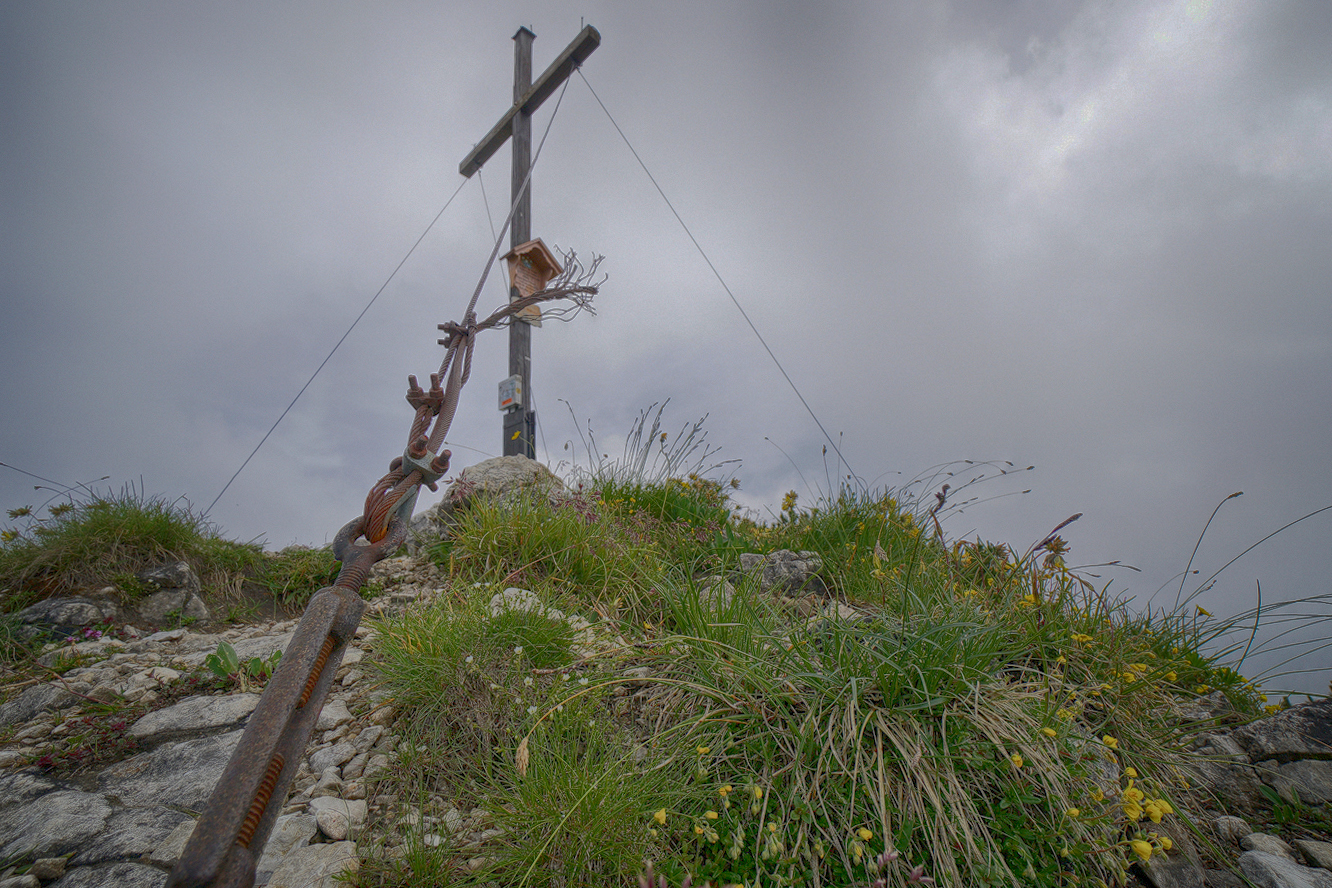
[168,253,599,888]
[165,513,406,888]
[167,379,448,888]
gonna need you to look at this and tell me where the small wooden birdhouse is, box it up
[502,238,563,327]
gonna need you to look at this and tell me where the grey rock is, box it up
[309,741,356,775]
[266,840,358,888]
[1266,760,1332,805]
[1139,857,1205,888]
[352,725,385,755]
[409,457,567,550]
[312,767,343,798]
[746,549,827,596]
[13,597,118,638]
[136,561,201,595]
[342,752,369,782]
[1177,690,1236,723]
[1295,839,1332,870]
[128,692,259,739]
[71,805,189,866]
[1194,732,1248,758]
[29,858,67,880]
[0,769,57,803]
[0,682,76,727]
[48,862,167,888]
[137,628,188,646]
[315,698,353,732]
[1213,815,1252,844]
[0,875,40,888]
[177,632,292,668]
[1239,850,1332,888]
[0,789,112,859]
[449,455,564,504]
[227,632,292,665]
[1231,699,1332,762]
[1241,833,1297,861]
[135,589,210,625]
[255,813,319,883]
[145,820,196,866]
[1204,870,1247,888]
[100,730,242,810]
[1138,819,1206,888]
[487,587,548,618]
[1193,753,1271,812]
[308,797,367,841]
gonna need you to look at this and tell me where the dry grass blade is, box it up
[516,735,530,778]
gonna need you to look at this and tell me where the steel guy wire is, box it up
[575,69,859,486]
[203,176,471,520]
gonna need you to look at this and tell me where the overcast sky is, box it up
[3,1,1329,695]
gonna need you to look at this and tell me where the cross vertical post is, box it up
[459,24,601,459]
[506,27,535,457]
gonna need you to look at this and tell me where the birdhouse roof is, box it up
[501,238,563,278]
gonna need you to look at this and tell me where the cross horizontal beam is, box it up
[459,25,601,178]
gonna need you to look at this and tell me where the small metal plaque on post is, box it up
[498,374,523,411]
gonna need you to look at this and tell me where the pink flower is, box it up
[907,864,935,885]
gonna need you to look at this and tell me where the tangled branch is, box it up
[477,248,605,331]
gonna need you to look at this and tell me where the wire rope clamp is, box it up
[402,437,449,491]
[406,374,444,415]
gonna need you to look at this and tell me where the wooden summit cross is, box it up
[460,24,600,458]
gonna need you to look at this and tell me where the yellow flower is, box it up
[1021,593,1039,607]
[1165,671,1177,682]
[1129,840,1153,861]
[654,809,668,825]
[705,810,719,820]
[1102,735,1119,749]
[1056,655,1067,665]
[1066,807,1080,818]
[1042,727,1058,738]
[1159,836,1174,851]
[697,745,710,755]
[1071,633,1093,643]
[695,825,705,835]
[1155,799,1174,815]
[1057,708,1074,721]
[1123,801,1143,822]
[1129,663,1149,673]
[857,828,873,842]
[1010,752,1024,769]
[1123,672,1137,683]
[718,784,733,797]
[753,786,763,800]
[1123,782,1145,804]
[1124,767,1138,779]
[1144,801,1163,823]
[1090,788,1105,802]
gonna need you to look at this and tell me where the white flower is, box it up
[464,655,474,664]
[578,677,589,685]
[524,676,534,687]
[527,706,538,715]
